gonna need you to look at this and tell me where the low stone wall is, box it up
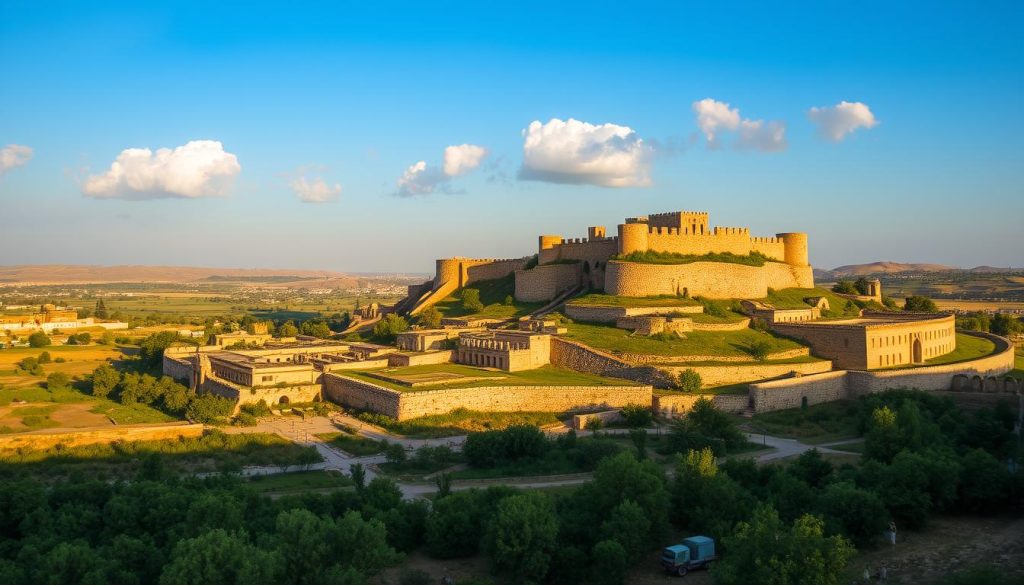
[749,370,851,413]
[653,393,750,417]
[550,338,673,387]
[0,423,205,452]
[572,409,625,430]
[564,303,702,324]
[619,347,811,365]
[605,260,813,299]
[662,360,834,387]
[388,350,454,367]
[323,373,652,420]
[691,318,751,331]
[323,358,391,372]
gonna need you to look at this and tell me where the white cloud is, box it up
[291,175,341,203]
[692,99,740,146]
[692,98,788,152]
[82,140,241,200]
[443,144,488,176]
[808,101,878,141]
[395,161,448,197]
[0,144,33,175]
[519,118,652,187]
[737,119,788,152]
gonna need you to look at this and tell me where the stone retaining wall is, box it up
[749,370,851,413]
[572,409,625,430]
[515,263,581,302]
[661,360,834,387]
[653,393,750,417]
[0,423,205,452]
[322,373,651,420]
[691,318,752,331]
[564,303,703,324]
[619,347,811,364]
[387,351,454,367]
[605,260,814,299]
[549,338,672,386]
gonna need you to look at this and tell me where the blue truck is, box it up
[661,536,716,577]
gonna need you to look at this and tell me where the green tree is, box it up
[485,492,559,583]
[28,331,50,348]
[94,299,109,319]
[598,499,650,563]
[677,368,702,392]
[46,371,71,391]
[713,507,854,585]
[139,331,188,367]
[904,295,938,312]
[589,539,628,585]
[277,321,299,337]
[816,481,888,547]
[37,351,52,364]
[426,490,487,558]
[372,314,410,343]
[91,364,121,399]
[417,306,442,329]
[620,403,653,427]
[990,313,1024,336]
[159,529,283,585]
[854,277,872,295]
[832,280,858,295]
[461,289,484,313]
[185,394,235,423]
[300,320,333,339]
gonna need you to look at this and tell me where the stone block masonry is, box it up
[564,303,703,324]
[653,393,750,416]
[604,260,813,299]
[322,373,652,420]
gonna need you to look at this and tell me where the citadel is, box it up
[165,209,1018,422]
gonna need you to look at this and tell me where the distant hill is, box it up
[0,264,360,286]
[818,262,1023,280]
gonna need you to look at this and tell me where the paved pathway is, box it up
[225,414,850,499]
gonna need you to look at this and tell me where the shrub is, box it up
[54,357,66,363]
[904,296,938,312]
[677,368,702,392]
[503,295,515,306]
[417,306,442,329]
[28,332,51,348]
[620,403,653,428]
[91,364,121,399]
[832,280,858,295]
[240,400,272,417]
[461,289,484,313]
[16,357,43,376]
[38,351,52,364]
[46,371,71,391]
[372,314,410,343]
[745,340,772,361]
[185,394,235,423]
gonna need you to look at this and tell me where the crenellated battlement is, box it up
[712,226,750,236]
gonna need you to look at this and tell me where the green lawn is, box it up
[1010,347,1024,380]
[246,470,352,494]
[760,287,862,318]
[355,408,562,438]
[340,363,639,392]
[748,400,861,444]
[432,275,542,320]
[690,310,749,324]
[315,431,386,456]
[612,250,770,266]
[924,333,997,366]
[562,322,807,358]
[567,294,699,308]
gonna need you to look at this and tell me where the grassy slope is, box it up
[761,287,862,316]
[432,275,542,320]
[561,322,805,358]
[1011,347,1024,380]
[359,409,562,438]
[748,400,862,443]
[340,363,638,392]
[314,432,386,456]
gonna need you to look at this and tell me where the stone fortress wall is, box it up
[322,373,651,421]
[603,260,814,298]
[406,256,530,315]
[514,263,582,302]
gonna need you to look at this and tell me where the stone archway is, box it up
[278,395,290,405]
[912,338,923,364]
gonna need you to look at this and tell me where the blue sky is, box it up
[1,1,1021,273]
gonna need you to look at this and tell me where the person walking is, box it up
[889,521,897,546]
[863,566,871,583]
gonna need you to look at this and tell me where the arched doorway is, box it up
[912,338,922,363]
[278,395,290,405]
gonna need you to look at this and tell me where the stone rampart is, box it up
[322,373,652,420]
[514,263,582,302]
[619,347,811,365]
[550,337,673,386]
[387,350,454,367]
[162,354,194,383]
[604,261,813,299]
[322,358,392,372]
[749,370,851,413]
[691,319,752,331]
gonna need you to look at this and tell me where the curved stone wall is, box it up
[604,261,813,299]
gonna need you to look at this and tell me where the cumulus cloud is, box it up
[0,144,33,175]
[518,118,652,187]
[394,143,488,197]
[82,140,241,200]
[692,99,788,153]
[693,99,740,146]
[291,175,341,203]
[443,144,488,177]
[395,161,449,197]
[808,101,878,141]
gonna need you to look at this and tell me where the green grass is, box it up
[567,294,699,308]
[748,400,861,444]
[432,275,542,320]
[340,363,638,392]
[246,470,352,494]
[1010,347,1024,380]
[760,287,862,318]
[690,311,749,324]
[612,250,771,266]
[315,431,386,456]
[923,333,997,366]
[562,321,806,358]
[354,408,562,438]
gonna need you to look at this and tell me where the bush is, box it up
[54,357,66,363]
[28,331,51,348]
[16,357,43,376]
[461,289,484,313]
[46,371,71,391]
[832,280,858,295]
[745,340,772,361]
[372,314,410,343]
[38,351,52,364]
[185,394,235,423]
[91,364,121,399]
[904,296,938,312]
[417,306,442,329]
[240,400,273,417]
[620,403,653,428]
[677,368,702,392]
